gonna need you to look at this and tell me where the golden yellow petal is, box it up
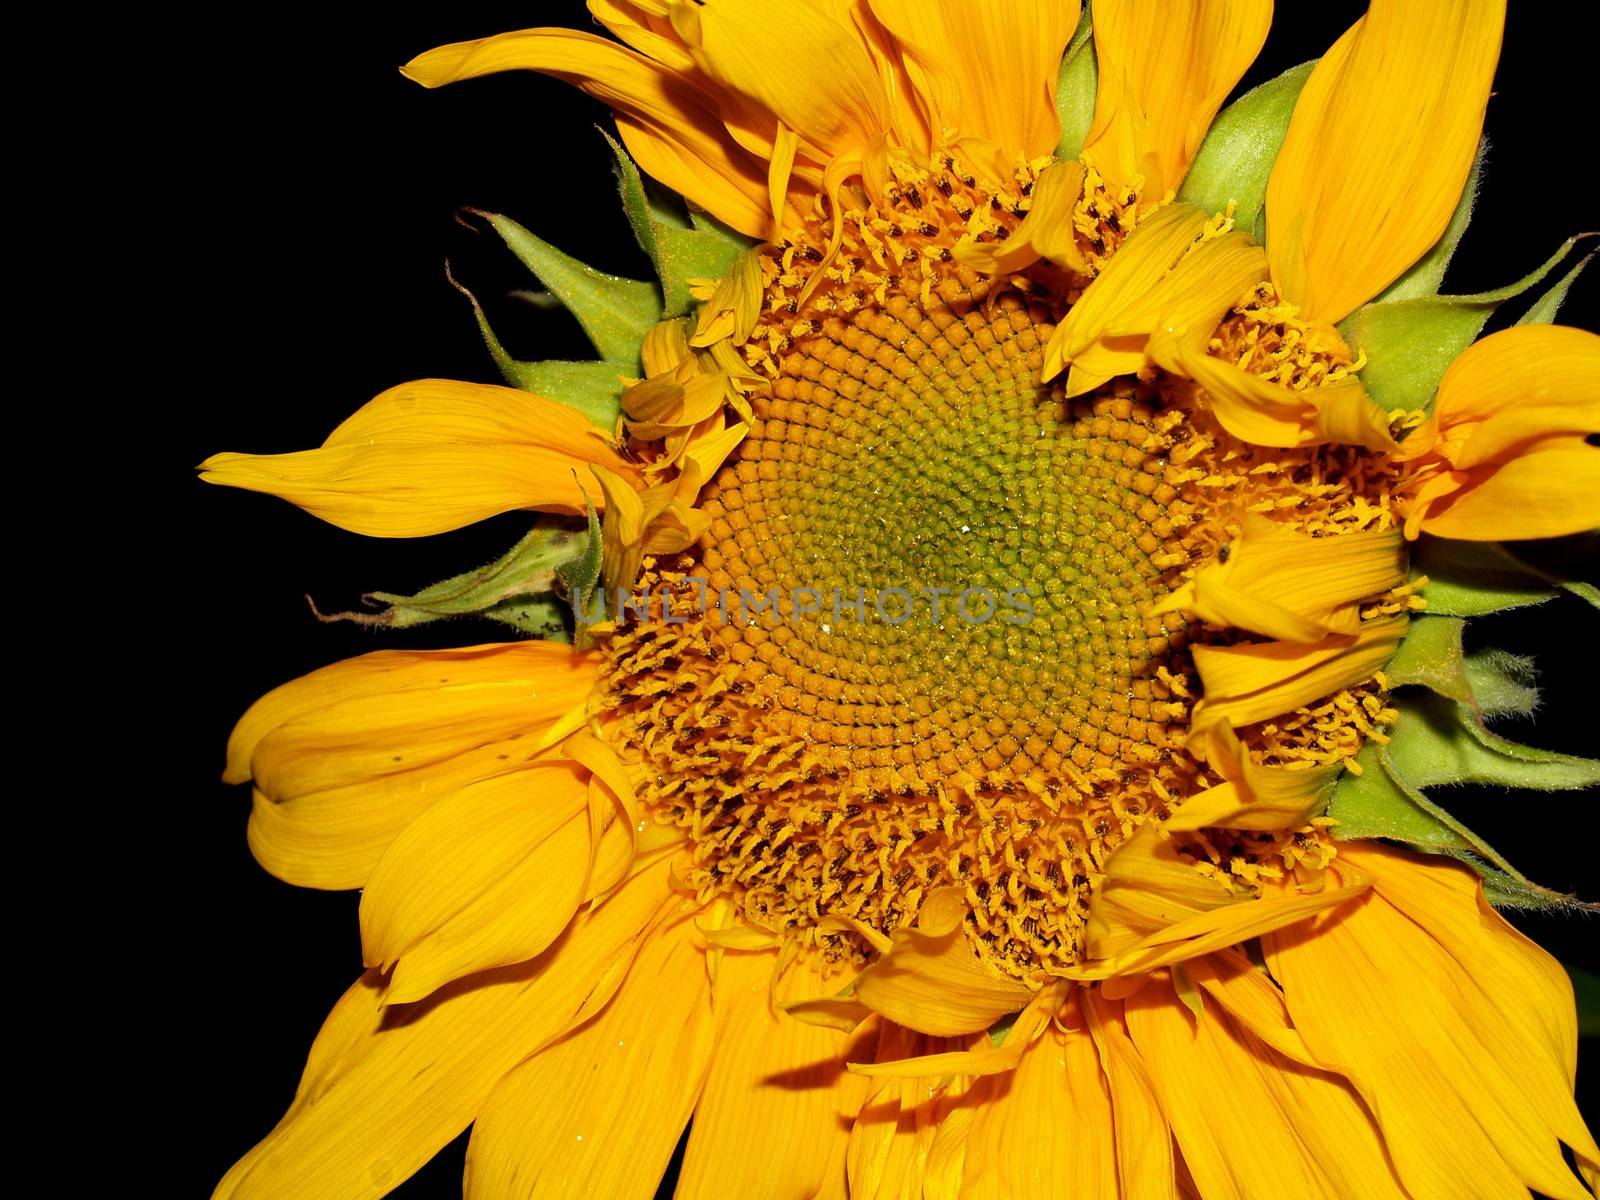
[1266,0,1505,323]
[867,0,1081,158]
[1081,992,1176,1200]
[200,379,637,537]
[462,915,714,1200]
[954,159,1087,276]
[1082,0,1272,196]
[1266,855,1597,1200]
[1153,514,1405,643]
[675,950,873,1199]
[850,886,1036,1036]
[846,1023,965,1200]
[215,860,678,1200]
[1410,440,1600,542]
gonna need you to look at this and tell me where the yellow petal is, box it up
[867,0,1080,158]
[1170,720,1342,833]
[849,983,1062,1080]
[229,643,600,890]
[675,950,874,1200]
[1266,0,1505,323]
[200,379,636,537]
[690,246,764,347]
[1266,853,1597,1200]
[1149,329,1398,451]
[670,0,888,162]
[1043,203,1210,386]
[215,859,678,1200]
[1125,967,1410,1199]
[846,1023,966,1200]
[462,915,715,1200]
[1082,0,1272,197]
[1083,822,1239,962]
[358,763,589,976]
[1399,325,1600,540]
[1188,614,1408,740]
[958,997,1119,1200]
[850,886,1036,1036]
[404,28,772,237]
[1153,514,1405,642]
[954,159,1087,275]
[1081,991,1176,1200]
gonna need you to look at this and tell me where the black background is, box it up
[162,4,1596,1195]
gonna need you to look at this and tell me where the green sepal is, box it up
[1455,856,1591,913]
[1411,535,1600,617]
[1370,140,1484,303]
[1179,60,1314,236]
[480,209,661,367]
[986,1011,1019,1048]
[556,498,605,650]
[1570,964,1600,1037]
[1053,6,1097,160]
[1341,236,1586,414]
[1384,613,1541,717]
[1517,250,1594,325]
[310,522,602,641]
[604,131,751,318]
[1385,689,1600,794]
[450,271,627,429]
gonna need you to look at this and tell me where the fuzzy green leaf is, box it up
[1452,856,1586,913]
[557,499,605,648]
[449,272,627,429]
[1054,7,1097,160]
[1372,141,1484,303]
[605,132,749,317]
[1460,648,1540,719]
[1411,536,1600,616]
[482,210,660,366]
[1517,251,1594,325]
[1382,614,1471,703]
[1342,237,1584,413]
[1327,741,1476,850]
[311,523,595,640]
[1385,690,1600,793]
[1180,60,1314,235]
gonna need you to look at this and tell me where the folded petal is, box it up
[1188,614,1408,740]
[850,886,1036,1036]
[958,998,1119,1200]
[1125,966,1410,1199]
[671,0,888,162]
[1266,849,1597,1200]
[1153,514,1405,642]
[358,764,597,1005]
[216,860,678,1200]
[229,643,600,889]
[200,379,639,537]
[463,914,715,1200]
[405,27,772,236]
[1408,440,1600,541]
[953,158,1088,276]
[676,950,874,1200]
[1266,0,1506,323]
[1082,0,1272,197]
[867,0,1080,159]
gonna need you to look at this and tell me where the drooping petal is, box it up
[1082,0,1272,197]
[675,950,874,1200]
[215,860,678,1200]
[1266,849,1598,1200]
[1398,325,1600,540]
[1125,967,1411,1199]
[1187,614,1408,741]
[200,379,639,537]
[1043,202,1210,387]
[846,1023,966,1200]
[404,27,772,237]
[670,0,889,162]
[462,914,715,1200]
[1153,514,1405,642]
[228,643,600,890]
[850,886,1035,1036]
[867,0,1080,158]
[1266,0,1506,323]
[954,158,1088,276]
[958,997,1120,1200]
[359,764,596,1005]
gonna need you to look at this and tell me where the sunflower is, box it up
[204,1,1600,1197]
